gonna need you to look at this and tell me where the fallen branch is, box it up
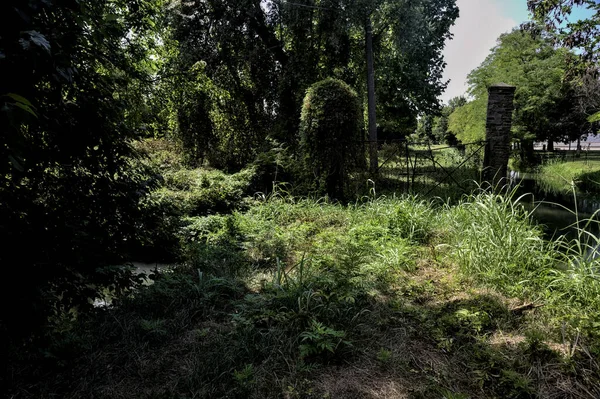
[510,302,544,314]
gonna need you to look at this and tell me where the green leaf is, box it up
[6,93,33,107]
[587,112,600,123]
[14,102,38,117]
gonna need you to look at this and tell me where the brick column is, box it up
[483,83,516,186]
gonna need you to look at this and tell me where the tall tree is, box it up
[448,28,578,153]
[528,0,600,124]
[527,0,600,63]
[169,0,458,165]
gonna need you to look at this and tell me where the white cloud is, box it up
[440,0,519,104]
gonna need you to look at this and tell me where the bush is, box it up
[300,78,365,199]
[248,139,298,195]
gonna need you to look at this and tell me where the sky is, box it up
[440,0,593,104]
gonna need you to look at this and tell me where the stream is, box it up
[93,262,172,307]
[509,170,600,259]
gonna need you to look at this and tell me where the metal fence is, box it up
[374,140,487,196]
[533,148,600,164]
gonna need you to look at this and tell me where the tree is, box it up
[449,28,577,154]
[415,115,435,142]
[432,96,466,144]
[372,0,459,128]
[448,98,487,145]
[0,0,163,339]
[527,0,600,63]
[169,0,459,162]
[299,78,365,199]
[528,0,600,125]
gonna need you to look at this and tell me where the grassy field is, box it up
[7,142,600,399]
[536,156,600,195]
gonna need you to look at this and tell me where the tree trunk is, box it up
[547,140,554,152]
[521,140,535,165]
[365,17,378,174]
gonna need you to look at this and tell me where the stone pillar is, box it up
[483,83,516,186]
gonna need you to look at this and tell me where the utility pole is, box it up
[365,16,378,174]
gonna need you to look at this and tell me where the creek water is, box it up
[93,262,172,307]
[509,170,600,259]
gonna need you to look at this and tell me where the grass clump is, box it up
[445,187,600,361]
[444,188,552,295]
[536,158,600,194]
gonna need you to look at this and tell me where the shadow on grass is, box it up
[6,203,600,399]
[9,266,599,399]
[317,290,596,399]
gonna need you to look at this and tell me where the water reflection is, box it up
[509,170,599,260]
[93,262,173,307]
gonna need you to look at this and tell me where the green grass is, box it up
[378,144,482,199]
[8,188,600,398]
[536,159,600,194]
[7,141,600,398]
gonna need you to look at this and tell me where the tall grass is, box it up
[536,158,600,194]
[444,187,553,296]
[541,188,600,342]
[443,185,600,353]
[11,175,600,398]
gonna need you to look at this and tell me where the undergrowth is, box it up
[7,142,600,398]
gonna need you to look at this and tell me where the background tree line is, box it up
[167,0,459,169]
[416,0,600,167]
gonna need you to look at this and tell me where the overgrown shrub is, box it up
[300,78,365,199]
[248,140,299,195]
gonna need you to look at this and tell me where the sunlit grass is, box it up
[537,159,600,194]
[11,145,600,398]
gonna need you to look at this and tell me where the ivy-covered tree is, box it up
[300,78,365,199]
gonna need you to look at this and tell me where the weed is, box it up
[9,180,600,399]
[299,319,351,360]
[376,348,392,363]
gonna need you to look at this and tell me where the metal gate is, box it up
[376,140,487,197]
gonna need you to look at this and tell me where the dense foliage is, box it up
[7,172,600,397]
[416,95,466,144]
[4,1,600,397]
[528,0,600,64]
[445,28,599,161]
[0,0,163,339]
[299,78,365,198]
[527,0,600,128]
[168,0,459,159]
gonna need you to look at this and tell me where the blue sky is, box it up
[440,0,594,104]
